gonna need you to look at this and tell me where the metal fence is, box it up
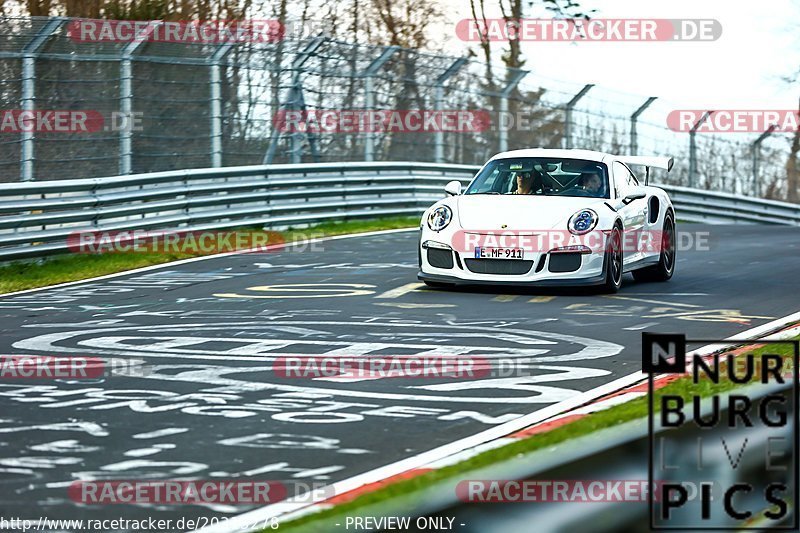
[1,161,799,262]
[0,16,794,201]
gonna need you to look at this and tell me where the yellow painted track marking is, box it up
[376,283,425,299]
[215,283,376,299]
[604,295,699,308]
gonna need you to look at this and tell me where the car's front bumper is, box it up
[417,270,607,287]
[418,234,608,287]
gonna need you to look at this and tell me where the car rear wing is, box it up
[618,155,674,172]
[617,155,674,185]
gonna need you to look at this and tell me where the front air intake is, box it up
[427,248,454,269]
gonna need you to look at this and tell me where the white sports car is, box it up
[417,149,676,292]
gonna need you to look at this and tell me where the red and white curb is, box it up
[195,312,800,532]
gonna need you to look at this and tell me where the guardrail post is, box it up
[497,69,529,153]
[630,96,656,156]
[751,125,777,197]
[434,57,467,163]
[20,18,65,182]
[209,43,233,168]
[362,46,399,162]
[119,23,160,175]
[563,84,593,150]
[688,111,713,188]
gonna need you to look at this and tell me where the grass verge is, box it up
[0,216,419,295]
[274,336,799,532]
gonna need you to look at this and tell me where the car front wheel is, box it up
[601,225,623,293]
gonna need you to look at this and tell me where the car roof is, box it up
[488,148,613,164]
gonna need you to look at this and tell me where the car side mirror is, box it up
[444,180,462,196]
[622,186,646,204]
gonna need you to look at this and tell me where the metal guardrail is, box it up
[0,161,798,261]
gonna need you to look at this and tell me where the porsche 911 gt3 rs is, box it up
[417,149,676,293]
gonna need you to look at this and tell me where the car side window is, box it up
[612,162,627,199]
[612,162,639,198]
[622,163,639,187]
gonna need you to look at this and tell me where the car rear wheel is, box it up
[632,213,676,282]
[601,225,623,293]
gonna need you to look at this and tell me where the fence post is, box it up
[20,18,65,181]
[688,111,712,188]
[630,96,657,156]
[434,57,467,163]
[751,125,777,197]
[209,43,234,168]
[563,84,593,150]
[498,69,529,153]
[119,23,160,175]
[264,37,327,165]
[362,46,399,162]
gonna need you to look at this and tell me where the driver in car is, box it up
[580,172,603,196]
[514,171,533,194]
[513,170,542,195]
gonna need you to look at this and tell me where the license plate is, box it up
[474,247,524,259]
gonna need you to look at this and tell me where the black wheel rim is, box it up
[663,220,675,272]
[611,231,622,284]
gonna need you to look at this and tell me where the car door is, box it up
[612,161,647,265]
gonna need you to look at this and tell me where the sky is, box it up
[441,0,800,110]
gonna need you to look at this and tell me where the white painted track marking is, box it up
[193,310,800,533]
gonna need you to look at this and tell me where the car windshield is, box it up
[464,157,610,199]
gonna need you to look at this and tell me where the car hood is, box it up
[455,194,608,230]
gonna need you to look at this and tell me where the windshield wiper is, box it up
[469,191,501,195]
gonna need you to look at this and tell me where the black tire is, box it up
[601,225,623,293]
[632,213,676,283]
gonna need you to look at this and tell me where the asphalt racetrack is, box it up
[0,223,797,528]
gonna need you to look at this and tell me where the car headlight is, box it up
[568,209,598,235]
[427,205,452,232]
